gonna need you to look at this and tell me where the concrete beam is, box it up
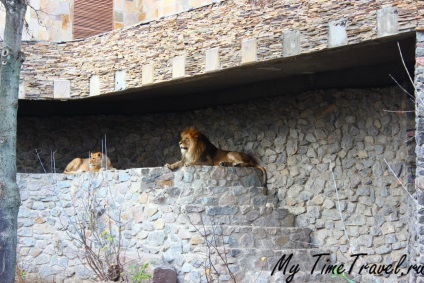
[328,19,348,48]
[19,81,25,99]
[172,55,186,78]
[89,75,100,96]
[205,47,221,72]
[282,30,301,57]
[54,79,71,99]
[115,70,126,91]
[241,38,257,64]
[377,6,399,37]
[142,63,154,85]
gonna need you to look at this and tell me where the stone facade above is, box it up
[15,0,419,100]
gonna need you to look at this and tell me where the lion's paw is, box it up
[219,161,229,167]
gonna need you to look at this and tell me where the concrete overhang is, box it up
[18,31,416,117]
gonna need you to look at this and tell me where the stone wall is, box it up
[17,167,317,282]
[16,87,416,282]
[18,0,418,99]
[414,30,424,283]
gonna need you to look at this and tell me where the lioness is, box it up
[64,152,114,174]
[165,127,267,187]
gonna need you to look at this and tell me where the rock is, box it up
[184,204,205,213]
[206,206,238,215]
[190,235,205,245]
[153,267,177,283]
[118,171,131,182]
[147,231,166,246]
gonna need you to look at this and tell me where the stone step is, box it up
[167,186,270,204]
[160,165,266,188]
[229,248,332,270]
[183,204,295,227]
[188,227,312,250]
[243,270,346,283]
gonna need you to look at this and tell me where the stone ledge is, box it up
[190,226,311,249]
[18,165,265,189]
[184,206,295,227]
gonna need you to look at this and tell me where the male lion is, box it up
[64,152,114,174]
[165,127,267,187]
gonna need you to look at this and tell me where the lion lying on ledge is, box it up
[64,152,114,174]
[165,127,267,187]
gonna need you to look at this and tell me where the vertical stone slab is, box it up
[54,79,71,99]
[89,75,100,96]
[158,0,178,17]
[281,30,301,57]
[178,0,191,12]
[377,6,399,37]
[115,70,126,91]
[142,63,154,85]
[328,19,348,48]
[205,47,220,72]
[124,12,139,26]
[114,0,124,10]
[172,55,186,79]
[18,81,25,99]
[241,38,257,64]
[29,17,40,39]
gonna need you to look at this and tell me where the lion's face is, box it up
[89,152,103,167]
[179,128,199,153]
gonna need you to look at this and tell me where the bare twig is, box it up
[382,109,415,113]
[391,42,422,108]
[383,158,417,203]
[330,161,350,242]
[50,150,56,174]
[34,149,46,173]
[397,42,415,90]
[389,74,419,105]
[184,213,236,282]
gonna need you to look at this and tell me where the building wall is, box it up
[17,0,417,99]
[0,0,222,41]
[113,0,216,29]
[11,0,74,42]
[4,0,419,44]
[16,87,415,282]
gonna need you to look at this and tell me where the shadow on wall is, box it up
[17,87,413,183]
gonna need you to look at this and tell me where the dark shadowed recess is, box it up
[18,32,416,117]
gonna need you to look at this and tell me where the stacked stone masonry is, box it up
[17,87,414,282]
[415,31,424,283]
[17,167,317,282]
[17,0,418,99]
